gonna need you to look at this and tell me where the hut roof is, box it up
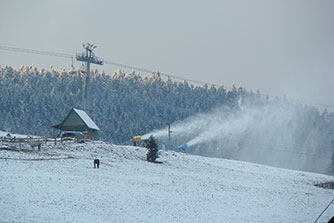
[52,108,100,131]
[72,108,100,131]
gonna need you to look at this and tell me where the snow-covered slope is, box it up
[0,140,333,223]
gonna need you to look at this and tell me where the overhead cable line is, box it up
[0,45,224,88]
[0,45,73,58]
[1,45,333,108]
[0,45,214,85]
[104,60,218,87]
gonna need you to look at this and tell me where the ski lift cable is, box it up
[0,45,222,88]
[0,45,73,58]
[103,60,219,88]
[1,44,334,108]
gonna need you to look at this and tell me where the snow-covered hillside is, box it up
[0,139,333,223]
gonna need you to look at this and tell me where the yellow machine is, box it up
[130,136,142,143]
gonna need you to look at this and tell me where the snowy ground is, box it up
[0,139,333,223]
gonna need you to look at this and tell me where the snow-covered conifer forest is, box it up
[1,65,334,174]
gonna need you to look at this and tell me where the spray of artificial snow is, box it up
[142,101,332,174]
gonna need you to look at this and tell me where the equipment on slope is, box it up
[177,144,188,153]
[130,136,142,146]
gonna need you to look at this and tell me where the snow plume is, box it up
[141,108,230,141]
[143,102,332,174]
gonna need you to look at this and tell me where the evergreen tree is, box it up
[146,135,159,162]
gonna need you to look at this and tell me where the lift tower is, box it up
[76,43,103,111]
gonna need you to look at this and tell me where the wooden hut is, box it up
[52,108,100,139]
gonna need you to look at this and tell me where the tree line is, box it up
[0,65,333,173]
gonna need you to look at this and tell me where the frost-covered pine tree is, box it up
[146,135,159,162]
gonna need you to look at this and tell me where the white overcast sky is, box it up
[0,0,333,109]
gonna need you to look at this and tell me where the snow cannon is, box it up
[130,136,142,146]
[177,144,188,153]
[130,136,141,142]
